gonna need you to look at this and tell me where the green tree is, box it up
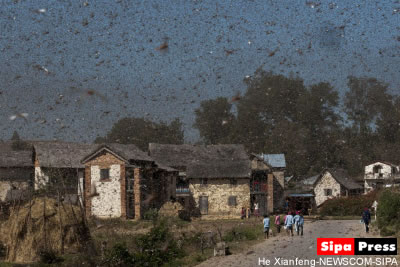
[95,117,184,151]
[10,131,30,151]
[344,76,391,135]
[193,97,236,144]
[236,70,340,175]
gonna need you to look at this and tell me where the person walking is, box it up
[274,213,281,233]
[263,214,270,239]
[372,200,378,221]
[362,207,371,233]
[298,213,304,236]
[254,202,260,218]
[294,211,301,235]
[284,211,294,236]
[241,207,246,219]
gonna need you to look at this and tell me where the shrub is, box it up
[103,242,134,267]
[377,189,400,234]
[143,208,158,221]
[223,225,261,242]
[319,190,379,217]
[133,219,185,266]
[38,249,63,264]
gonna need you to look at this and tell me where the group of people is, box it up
[262,210,305,239]
[240,202,261,219]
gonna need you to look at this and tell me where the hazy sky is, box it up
[0,0,399,142]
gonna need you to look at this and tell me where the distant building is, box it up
[314,169,363,206]
[32,141,96,197]
[81,143,175,219]
[364,162,400,193]
[0,142,33,203]
[249,153,286,214]
[149,143,251,219]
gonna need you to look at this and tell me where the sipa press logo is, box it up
[317,238,397,255]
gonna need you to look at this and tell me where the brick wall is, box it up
[134,168,141,219]
[267,173,274,213]
[120,166,126,218]
[84,165,91,216]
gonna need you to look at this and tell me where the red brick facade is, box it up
[120,165,126,218]
[134,168,141,219]
[267,173,274,213]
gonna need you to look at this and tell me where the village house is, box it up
[249,153,286,214]
[364,161,400,193]
[284,174,318,214]
[314,169,363,206]
[0,142,33,204]
[149,143,251,219]
[81,143,176,219]
[32,141,97,202]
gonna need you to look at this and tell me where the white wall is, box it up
[34,166,49,190]
[365,162,396,180]
[314,172,341,206]
[90,164,122,218]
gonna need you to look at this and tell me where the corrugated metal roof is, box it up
[261,153,286,168]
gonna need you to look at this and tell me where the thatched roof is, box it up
[33,141,97,168]
[315,168,363,190]
[0,142,33,167]
[81,143,153,164]
[148,143,251,178]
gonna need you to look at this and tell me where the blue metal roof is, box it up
[261,153,286,168]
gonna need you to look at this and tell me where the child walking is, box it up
[284,211,294,236]
[274,213,281,233]
[298,213,304,236]
[263,214,270,239]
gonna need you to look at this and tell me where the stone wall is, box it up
[189,178,250,218]
[365,162,395,180]
[314,172,341,206]
[0,180,29,202]
[90,164,122,218]
[84,151,125,218]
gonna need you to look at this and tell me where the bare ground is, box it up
[197,220,398,267]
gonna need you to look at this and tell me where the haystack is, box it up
[158,201,184,217]
[0,197,90,263]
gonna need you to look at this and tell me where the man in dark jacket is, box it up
[362,207,371,233]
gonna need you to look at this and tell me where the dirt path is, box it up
[197,220,393,267]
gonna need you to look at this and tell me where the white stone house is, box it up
[364,162,400,193]
[81,143,176,219]
[313,169,363,206]
[149,143,251,219]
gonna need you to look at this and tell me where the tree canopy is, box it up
[95,117,184,151]
[194,70,400,176]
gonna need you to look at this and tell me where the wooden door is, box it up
[126,172,135,219]
[199,196,208,215]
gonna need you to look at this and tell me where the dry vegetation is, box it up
[0,197,90,263]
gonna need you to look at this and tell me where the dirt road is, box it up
[197,220,395,267]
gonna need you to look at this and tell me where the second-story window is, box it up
[100,168,110,180]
